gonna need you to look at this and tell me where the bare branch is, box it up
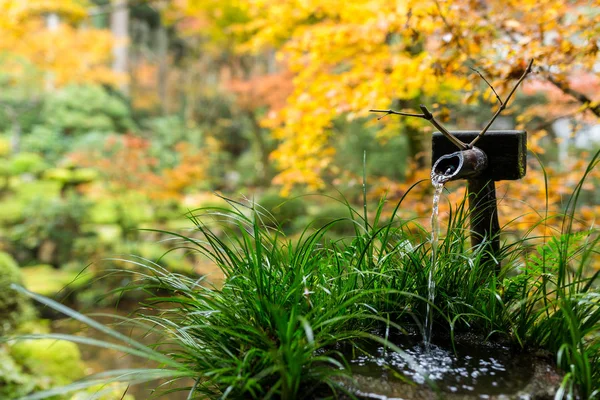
[469,59,534,147]
[370,107,468,150]
[369,109,425,120]
[469,66,502,106]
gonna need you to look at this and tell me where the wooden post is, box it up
[432,131,527,271]
[467,178,501,271]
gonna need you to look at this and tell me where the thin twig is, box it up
[369,107,468,150]
[469,66,502,106]
[369,109,428,119]
[469,59,534,147]
[491,18,600,118]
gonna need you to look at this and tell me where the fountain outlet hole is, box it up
[432,147,488,183]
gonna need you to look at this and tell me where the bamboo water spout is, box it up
[431,131,527,272]
[431,147,488,182]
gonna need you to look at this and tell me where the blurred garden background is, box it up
[0,0,599,398]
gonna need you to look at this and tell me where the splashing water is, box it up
[425,169,452,347]
[349,333,540,397]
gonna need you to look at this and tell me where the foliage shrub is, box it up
[0,252,35,336]
[0,152,47,194]
[20,126,70,163]
[9,195,93,266]
[334,118,410,181]
[141,116,204,169]
[20,85,134,163]
[306,202,357,236]
[39,84,134,136]
[7,153,47,176]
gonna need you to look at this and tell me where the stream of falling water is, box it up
[424,172,448,347]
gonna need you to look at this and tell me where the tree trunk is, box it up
[45,13,60,91]
[111,0,129,94]
[247,111,272,185]
[156,25,169,114]
[405,125,427,169]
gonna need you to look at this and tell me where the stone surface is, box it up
[335,333,563,400]
[341,357,561,400]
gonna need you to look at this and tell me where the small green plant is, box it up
[8,150,600,399]
[9,194,93,266]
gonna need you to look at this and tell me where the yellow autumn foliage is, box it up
[0,0,122,88]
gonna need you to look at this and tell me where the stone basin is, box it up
[339,333,562,400]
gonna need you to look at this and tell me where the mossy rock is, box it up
[0,345,35,399]
[9,152,48,175]
[70,168,98,183]
[0,198,26,224]
[21,264,91,297]
[0,135,10,157]
[43,167,97,185]
[9,339,85,388]
[13,180,62,201]
[89,201,119,224]
[0,252,35,336]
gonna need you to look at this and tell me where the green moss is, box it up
[20,265,91,297]
[0,135,10,157]
[44,167,97,185]
[89,196,154,226]
[9,152,48,175]
[0,199,25,224]
[0,345,34,399]
[9,339,85,387]
[0,252,35,336]
[89,201,119,224]
[13,180,61,201]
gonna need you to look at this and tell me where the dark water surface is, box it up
[347,333,554,399]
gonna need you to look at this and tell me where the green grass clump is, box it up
[9,151,600,399]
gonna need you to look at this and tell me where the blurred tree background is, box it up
[0,0,598,397]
